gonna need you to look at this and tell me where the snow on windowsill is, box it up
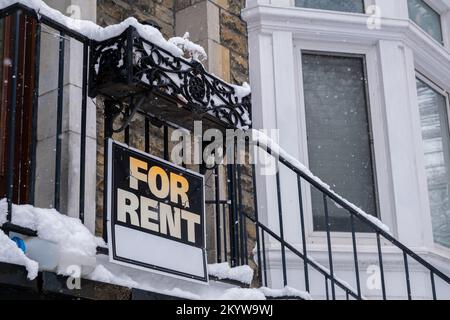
[0,199,104,280]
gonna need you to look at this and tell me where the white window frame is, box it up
[408,0,448,47]
[294,40,395,246]
[415,71,450,255]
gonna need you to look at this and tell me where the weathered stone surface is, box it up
[220,9,246,35]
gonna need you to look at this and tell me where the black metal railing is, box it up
[235,140,450,299]
[1,2,450,301]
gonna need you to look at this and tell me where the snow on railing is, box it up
[0,0,248,93]
[251,129,391,234]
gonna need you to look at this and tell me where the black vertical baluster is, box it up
[323,194,335,299]
[29,22,41,205]
[102,100,115,242]
[5,11,21,227]
[79,42,88,223]
[222,203,228,262]
[252,164,263,285]
[227,164,239,267]
[214,167,222,263]
[144,117,150,153]
[325,278,330,300]
[54,31,66,211]
[124,106,130,145]
[346,291,350,300]
[163,125,169,161]
[275,170,287,286]
[297,176,309,292]
[430,271,436,300]
[350,214,361,298]
[403,252,412,300]
[376,232,387,299]
[261,228,268,287]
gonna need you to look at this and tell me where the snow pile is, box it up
[169,32,207,62]
[0,199,103,278]
[208,263,254,285]
[251,130,391,235]
[0,230,38,279]
[259,286,312,300]
[87,263,202,299]
[231,82,251,99]
[88,264,138,289]
[219,288,266,300]
[88,255,266,300]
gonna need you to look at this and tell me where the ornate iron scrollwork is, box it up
[89,26,252,130]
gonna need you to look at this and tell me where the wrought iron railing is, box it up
[89,25,252,130]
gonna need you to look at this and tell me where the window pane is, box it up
[408,0,443,42]
[295,0,365,13]
[302,53,378,232]
[417,79,450,248]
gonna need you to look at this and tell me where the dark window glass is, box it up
[302,53,378,232]
[408,0,443,42]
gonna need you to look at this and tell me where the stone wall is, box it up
[95,0,255,278]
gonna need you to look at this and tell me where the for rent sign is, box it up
[106,140,208,283]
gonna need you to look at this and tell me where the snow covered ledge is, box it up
[0,199,310,300]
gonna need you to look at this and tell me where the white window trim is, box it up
[293,40,396,246]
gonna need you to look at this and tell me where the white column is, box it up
[248,27,305,287]
[376,40,434,247]
[35,0,97,233]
